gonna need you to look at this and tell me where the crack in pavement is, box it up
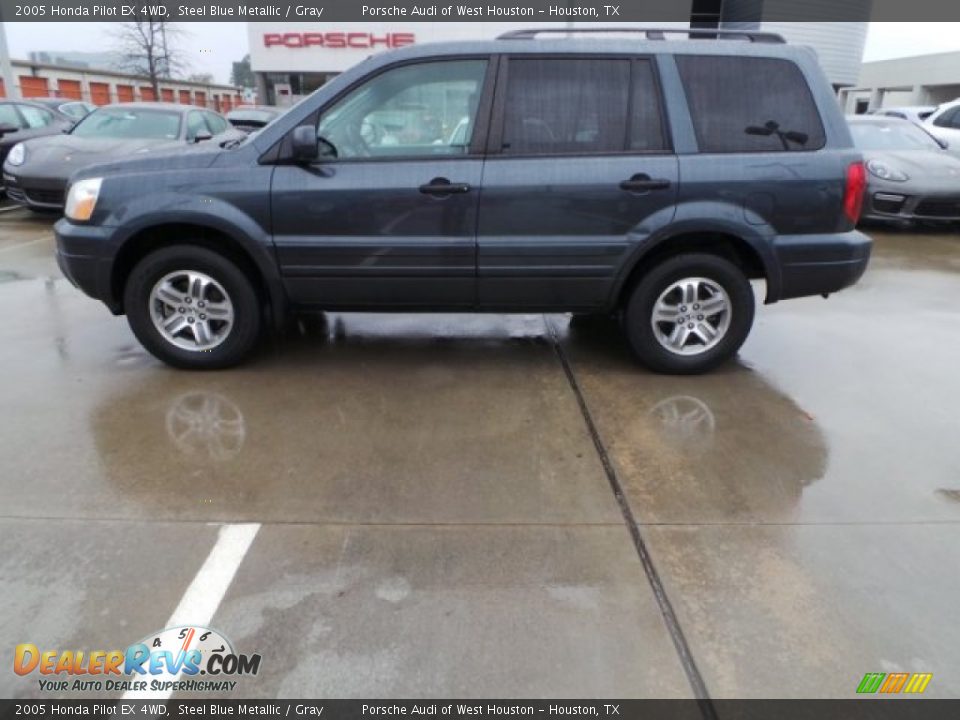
[546,316,718,718]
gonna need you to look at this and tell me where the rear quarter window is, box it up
[676,55,826,153]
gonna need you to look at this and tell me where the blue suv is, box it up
[54,28,871,373]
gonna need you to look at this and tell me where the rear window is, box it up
[676,55,826,153]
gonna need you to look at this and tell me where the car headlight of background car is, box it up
[64,178,103,222]
[867,159,909,182]
[6,143,25,166]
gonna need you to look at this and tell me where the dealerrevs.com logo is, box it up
[14,626,261,693]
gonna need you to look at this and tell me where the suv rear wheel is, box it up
[124,245,262,369]
[624,253,755,374]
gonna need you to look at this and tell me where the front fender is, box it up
[102,191,288,327]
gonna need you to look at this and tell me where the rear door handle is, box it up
[419,177,471,195]
[619,174,671,192]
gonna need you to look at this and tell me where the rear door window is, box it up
[0,104,22,128]
[676,55,826,153]
[501,58,630,155]
[18,105,55,129]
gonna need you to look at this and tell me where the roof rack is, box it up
[497,27,787,44]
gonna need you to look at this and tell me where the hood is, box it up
[13,134,223,181]
[864,149,960,181]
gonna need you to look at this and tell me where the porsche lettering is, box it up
[262,32,416,49]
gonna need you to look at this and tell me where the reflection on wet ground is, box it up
[0,209,958,698]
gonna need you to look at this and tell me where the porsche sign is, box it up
[263,32,416,49]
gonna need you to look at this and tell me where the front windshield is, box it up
[71,108,181,140]
[850,121,941,151]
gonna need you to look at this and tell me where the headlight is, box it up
[6,143,25,166]
[867,159,909,182]
[64,177,103,222]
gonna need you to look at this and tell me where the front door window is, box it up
[317,60,488,159]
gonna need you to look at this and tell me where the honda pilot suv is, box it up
[54,28,871,373]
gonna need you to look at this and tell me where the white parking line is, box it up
[122,523,261,700]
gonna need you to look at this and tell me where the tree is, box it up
[112,15,188,97]
[231,55,253,88]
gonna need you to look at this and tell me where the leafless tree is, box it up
[113,15,189,98]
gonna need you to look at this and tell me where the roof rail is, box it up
[497,27,787,43]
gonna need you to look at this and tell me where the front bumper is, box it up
[54,219,121,313]
[861,189,960,223]
[2,172,67,209]
[771,230,872,301]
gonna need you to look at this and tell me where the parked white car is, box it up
[924,99,960,154]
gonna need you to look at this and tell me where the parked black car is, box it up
[54,28,871,373]
[0,100,76,182]
[3,103,241,211]
[225,106,284,134]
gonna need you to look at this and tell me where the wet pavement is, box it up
[0,206,958,699]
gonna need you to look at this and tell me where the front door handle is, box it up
[619,174,671,192]
[419,177,471,195]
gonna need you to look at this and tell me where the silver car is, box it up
[848,115,960,224]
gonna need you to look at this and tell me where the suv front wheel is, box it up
[124,245,262,369]
[624,253,755,374]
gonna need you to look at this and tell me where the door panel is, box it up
[271,159,482,307]
[477,156,678,309]
[477,56,678,310]
[270,58,492,308]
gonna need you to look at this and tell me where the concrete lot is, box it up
[0,207,958,699]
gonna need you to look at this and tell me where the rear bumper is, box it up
[771,230,872,301]
[54,219,121,313]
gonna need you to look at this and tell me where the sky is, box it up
[3,21,960,85]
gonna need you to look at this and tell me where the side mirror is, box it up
[193,130,213,144]
[318,136,337,159]
[291,125,319,162]
[0,123,19,137]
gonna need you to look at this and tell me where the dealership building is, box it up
[839,51,960,113]
[247,14,870,106]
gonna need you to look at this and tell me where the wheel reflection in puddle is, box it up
[165,391,246,462]
[648,395,716,450]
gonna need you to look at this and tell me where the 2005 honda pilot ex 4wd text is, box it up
[53,27,872,373]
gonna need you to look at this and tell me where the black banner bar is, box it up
[3,0,960,22]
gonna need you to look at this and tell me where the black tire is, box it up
[124,245,262,369]
[623,253,755,375]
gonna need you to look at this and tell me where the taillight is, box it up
[843,161,866,224]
